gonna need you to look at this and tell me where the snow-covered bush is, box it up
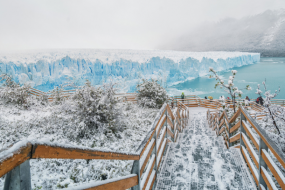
[64,80,122,138]
[0,74,31,109]
[136,79,168,108]
[209,68,251,113]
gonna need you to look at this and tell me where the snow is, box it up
[261,166,278,190]
[0,49,260,92]
[242,121,260,147]
[146,170,155,190]
[156,127,166,151]
[241,145,259,181]
[141,154,155,188]
[262,149,285,184]
[156,139,166,165]
[0,100,159,189]
[65,174,137,190]
[0,140,30,162]
[140,138,155,170]
[241,132,259,165]
[156,110,256,189]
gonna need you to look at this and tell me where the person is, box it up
[245,96,249,101]
[259,96,264,106]
[205,96,207,99]
[181,92,185,103]
[171,98,174,108]
[256,97,260,104]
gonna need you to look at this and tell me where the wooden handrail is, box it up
[206,102,285,189]
[241,107,285,169]
[0,142,32,178]
[31,144,140,160]
[261,149,285,189]
[74,174,138,190]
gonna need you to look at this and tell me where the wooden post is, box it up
[4,160,31,190]
[153,131,158,190]
[228,122,233,147]
[258,139,268,189]
[240,113,246,153]
[131,160,141,190]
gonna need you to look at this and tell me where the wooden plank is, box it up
[229,122,240,133]
[219,127,225,135]
[229,133,240,143]
[32,145,139,160]
[242,110,285,169]
[218,119,224,130]
[225,119,229,131]
[140,110,166,157]
[166,104,175,120]
[149,173,156,190]
[157,140,167,170]
[157,129,167,157]
[229,108,241,123]
[242,121,259,150]
[176,122,181,132]
[140,142,155,176]
[260,167,275,190]
[85,175,138,190]
[156,116,167,141]
[0,143,32,178]
[167,128,174,139]
[261,150,285,189]
[167,117,174,130]
[213,123,218,130]
[241,147,259,185]
[241,134,259,168]
[143,159,156,190]
[219,112,224,122]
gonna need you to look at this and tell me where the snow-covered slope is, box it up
[0,49,260,91]
[164,9,285,57]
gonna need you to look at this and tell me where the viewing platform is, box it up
[1,95,285,190]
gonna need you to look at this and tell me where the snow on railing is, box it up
[206,104,285,189]
[0,100,190,190]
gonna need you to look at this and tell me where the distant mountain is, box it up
[162,9,285,57]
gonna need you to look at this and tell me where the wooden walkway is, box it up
[156,108,256,189]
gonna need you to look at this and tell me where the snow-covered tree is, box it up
[136,79,168,108]
[209,68,251,113]
[0,73,31,108]
[255,79,282,134]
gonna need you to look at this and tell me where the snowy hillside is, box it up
[164,9,285,57]
[0,49,260,92]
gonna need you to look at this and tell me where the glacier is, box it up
[0,49,260,92]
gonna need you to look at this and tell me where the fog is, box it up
[0,0,285,51]
[162,9,285,56]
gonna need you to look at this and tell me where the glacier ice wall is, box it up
[0,50,260,92]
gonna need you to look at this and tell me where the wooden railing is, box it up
[0,101,189,190]
[28,88,137,103]
[207,107,285,189]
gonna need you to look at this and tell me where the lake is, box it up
[167,57,285,99]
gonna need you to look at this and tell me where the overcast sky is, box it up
[0,0,285,51]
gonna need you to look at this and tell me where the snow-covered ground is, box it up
[0,49,260,92]
[0,100,159,189]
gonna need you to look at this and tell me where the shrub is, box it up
[136,79,168,108]
[0,74,31,108]
[68,80,121,138]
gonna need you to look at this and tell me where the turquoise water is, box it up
[167,57,285,99]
